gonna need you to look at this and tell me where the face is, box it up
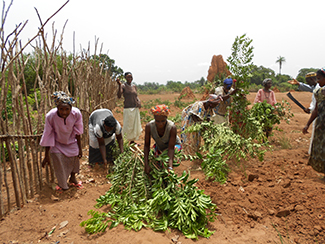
[306,77,316,86]
[154,115,167,129]
[57,103,72,119]
[104,124,114,132]
[265,82,272,89]
[316,73,325,86]
[126,74,133,83]
[223,84,231,93]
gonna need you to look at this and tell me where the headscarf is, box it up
[262,78,272,86]
[223,78,233,90]
[150,104,171,117]
[51,91,75,106]
[305,72,316,78]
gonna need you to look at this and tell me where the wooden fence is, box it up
[0,1,118,217]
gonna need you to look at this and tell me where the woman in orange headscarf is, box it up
[144,104,181,175]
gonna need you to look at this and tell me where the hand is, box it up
[287,79,299,85]
[303,108,311,114]
[41,155,50,168]
[302,125,309,134]
[116,78,121,86]
[230,88,238,95]
[78,149,83,159]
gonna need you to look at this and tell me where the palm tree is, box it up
[276,56,286,75]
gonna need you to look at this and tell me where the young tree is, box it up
[276,56,286,75]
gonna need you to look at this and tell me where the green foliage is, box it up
[168,113,182,129]
[196,150,230,184]
[250,100,294,138]
[226,34,256,138]
[188,122,266,162]
[173,99,194,109]
[91,54,124,78]
[142,99,171,109]
[81,150,217,240]
[140,111,152,123]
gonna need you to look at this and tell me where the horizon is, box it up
[4,0,325,85]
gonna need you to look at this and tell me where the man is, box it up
[288,72,318,113]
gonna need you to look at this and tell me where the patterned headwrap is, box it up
[150,104,170,116]
[51,91,75,106]
[305,72,316,78]
[262,78,272,86]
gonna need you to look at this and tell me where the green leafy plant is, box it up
[81,149,217,240]
[183,121,265,183]
[140,111,152,123]
[250,100,294,138]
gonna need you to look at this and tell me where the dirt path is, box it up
[1,91,324,244]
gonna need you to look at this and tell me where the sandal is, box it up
[70,181,83,189]
[55,185,63,193]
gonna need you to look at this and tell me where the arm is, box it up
[116,133,124,153]
[222,88,238,101]
[116,78,123,98]
[271,91,277,106]
[76,134,82,158]
[97,137,108,165]
[167,125,177,171]
[303,103,318,134]
[144,123,151,175]
[254,90,262,104]
[42,147,51,167]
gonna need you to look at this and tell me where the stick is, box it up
[286,92,308,112]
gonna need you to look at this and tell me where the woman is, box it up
[254,78,277,138]
[144,105,181,174]
[181,94,222,154]
[40,91,83,191]
[88,109,124,168]
[254,78,277,105]
[214,78,237,124]
[303,68,325,175]
[116,72,142,145]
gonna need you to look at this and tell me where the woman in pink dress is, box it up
[254,78,277,138]
[254,78,277,105]
[40,91,83,191]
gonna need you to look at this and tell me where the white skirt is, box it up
[123,108,142,141]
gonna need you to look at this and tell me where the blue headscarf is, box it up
[223,78,233,90]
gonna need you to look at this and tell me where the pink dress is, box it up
[254,89,277,106]
[40,107,83,189]
[40,107,83,157]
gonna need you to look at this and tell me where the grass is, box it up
[277,134,292,149]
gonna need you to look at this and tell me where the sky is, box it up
[4,0,325,85]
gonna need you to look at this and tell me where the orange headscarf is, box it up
[150,104,171,116]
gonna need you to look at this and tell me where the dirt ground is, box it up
[1,91,325,244]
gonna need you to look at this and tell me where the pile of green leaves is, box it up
[80,149,217,240]
[184,121,265,182]
[250,100,294,137]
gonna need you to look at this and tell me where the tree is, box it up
[276,56,286,75]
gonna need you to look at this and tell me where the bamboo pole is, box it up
[0,139,4,217]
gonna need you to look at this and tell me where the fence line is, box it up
[0,2,118,217]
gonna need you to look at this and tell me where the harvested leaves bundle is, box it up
[80,147,217,239]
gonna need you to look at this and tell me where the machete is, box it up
[286,92,308,112]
